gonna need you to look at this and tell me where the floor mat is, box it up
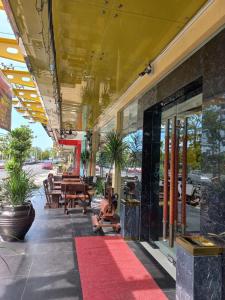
[75,236,168,300]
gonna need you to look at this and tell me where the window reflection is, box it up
[121,100,142,201]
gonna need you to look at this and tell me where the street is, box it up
[0,163,53,185]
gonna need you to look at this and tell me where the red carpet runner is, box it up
[75,236,168,300]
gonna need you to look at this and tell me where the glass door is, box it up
[155,94,202,258]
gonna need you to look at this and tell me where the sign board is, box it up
[0,74,12,131]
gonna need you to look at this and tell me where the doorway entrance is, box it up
[156,93,202,257]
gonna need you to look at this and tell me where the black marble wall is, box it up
[139,29,225,246]
[140,104,161,241]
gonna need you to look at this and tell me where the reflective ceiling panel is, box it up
[52,0,207,130]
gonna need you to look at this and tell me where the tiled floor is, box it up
[0,189,175,300]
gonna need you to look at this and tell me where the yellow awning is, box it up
[0,1,4,10]
[0,37,24,62]
[23,103,44,113]
[13,88,41,102]
[2,70,35,87]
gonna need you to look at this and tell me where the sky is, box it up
[0,10,53,150]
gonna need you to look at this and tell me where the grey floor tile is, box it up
[30,251,78,276]
[0,254,32,278]
[0,276,27,300]
[22,270,82,300]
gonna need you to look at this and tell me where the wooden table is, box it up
[60,182,89,214]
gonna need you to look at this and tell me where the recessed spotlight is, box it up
[22,77,31,82]
[6,47,19,54]
[19,92,24,96]
[7,74,14,79]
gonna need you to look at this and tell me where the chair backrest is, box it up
[47,174,54,190]
[43,179,51,204]
[54,175,62,181]
[63,178,80,182]
[62,174,80,179]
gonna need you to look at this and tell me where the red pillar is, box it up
[58,139,82,176]
[74,141,81,176]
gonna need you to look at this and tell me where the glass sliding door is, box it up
[155,94,202,257]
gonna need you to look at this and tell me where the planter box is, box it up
[120,199,140,240]
[176,236,223,300]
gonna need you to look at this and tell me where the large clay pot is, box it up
[0,202,35,241]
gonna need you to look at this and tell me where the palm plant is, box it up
[1,170,35,206]
[103,131,128,184]
[81,150,90,176]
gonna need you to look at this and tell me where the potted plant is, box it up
[0,126,35,242]
[103,131,128,190]
[81,150,90,177]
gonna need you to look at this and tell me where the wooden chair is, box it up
[62,174,80,180]
[91,187,120,232]
[43,179,61,208]
[54,175,62,181]
[62,183,90,214]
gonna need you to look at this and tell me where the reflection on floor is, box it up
[0,188,175,300]
[153,203,200,271]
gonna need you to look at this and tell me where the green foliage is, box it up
[1,171,35,206]
[42,149,51,160]
[4,126,33,168]
[96,151,109,168]
[81,150,90,165]
[0,126,34,206]
[103,131,128,173]
[126,131,142,168]
[95,178,104,195]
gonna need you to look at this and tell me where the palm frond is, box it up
[103,131,128,171]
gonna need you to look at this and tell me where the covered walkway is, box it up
[0,188,175,300]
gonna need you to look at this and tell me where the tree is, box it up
[4,126,33,171]
[42,149,51,160]
[203,106,225,177]
[96,151,109,177]
[127,131,142,172]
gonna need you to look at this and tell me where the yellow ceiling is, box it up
[52,0,207,130]
[0,37,24,62]
[0,1,3,10]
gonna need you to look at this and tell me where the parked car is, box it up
[187,170,211,184]
[42,160,53,170]
[0,160,5,169]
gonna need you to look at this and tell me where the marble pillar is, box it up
[140,105,162,241]
[176,245,222,300]
[120,199,140,240]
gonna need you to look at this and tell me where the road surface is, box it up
[0,163,55,186]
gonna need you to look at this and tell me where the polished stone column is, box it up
[120,199,140,240]
[140,104,162,241]
[176,245,222,300]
